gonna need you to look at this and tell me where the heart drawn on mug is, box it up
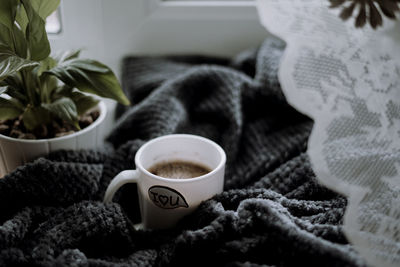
[148,186,189,209]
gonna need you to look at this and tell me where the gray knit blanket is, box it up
[0,38,366,267]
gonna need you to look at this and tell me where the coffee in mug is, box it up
[104,134,226,229]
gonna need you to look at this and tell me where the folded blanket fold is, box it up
[0,37,366,267]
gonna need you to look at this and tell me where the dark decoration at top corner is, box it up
[329,0,400,29]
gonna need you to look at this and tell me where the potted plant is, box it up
[0,0,130,176]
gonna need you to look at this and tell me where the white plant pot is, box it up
[0,101,107,177]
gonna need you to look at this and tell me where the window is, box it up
[50,0,266,78]
[163,0,252,1]
[46,8,62,34]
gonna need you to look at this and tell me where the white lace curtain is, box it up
[256,1,400,266]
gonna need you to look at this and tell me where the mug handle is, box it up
[104,170,139,203]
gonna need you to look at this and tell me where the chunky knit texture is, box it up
[0,38,366,267]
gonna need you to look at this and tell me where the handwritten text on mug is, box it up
[148,186,189,209]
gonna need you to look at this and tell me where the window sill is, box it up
[148,0,258,20]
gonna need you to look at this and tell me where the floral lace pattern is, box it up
[256,1,400,266]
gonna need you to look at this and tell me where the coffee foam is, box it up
[148,160,211,179]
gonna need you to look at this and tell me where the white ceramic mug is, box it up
[104,134,226,229]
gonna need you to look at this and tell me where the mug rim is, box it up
[135,134,226,183]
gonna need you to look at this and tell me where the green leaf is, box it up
[0,42,12,53]
[31,0,60,20]
[55,49,81,63]
[21,0,50,61]
[58,87,99,116]
[0,22,27,58]
[0,23,12,47]
[0,86,6,95]
[3,73,27,103]
[4,86,27,103]
[0,96,23,120]
[16,4,28,34]
[36,56,56,77]
[34,57,58,102]
[39,74,57,103]
[22,105,50,130]
[63,59,110,73]
[45,60,130,105]
[71,93,99,116]
[3,72,22,88]
[0,0,18,30]
[0,46,39,81]
[41,97,79,128]
[12,23,27,58]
